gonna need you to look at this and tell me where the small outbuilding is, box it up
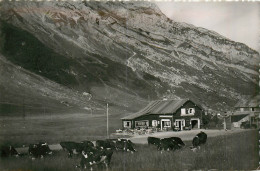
[121,99,204,130]
[230,114,250,128]
[230,95,260,128]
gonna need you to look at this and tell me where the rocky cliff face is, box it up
[0,1,259,113]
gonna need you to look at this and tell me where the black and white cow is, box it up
[167,137,185,149]
[28,142,52,159]
[78,146,113,170]
[157,138,180,152]
[96,139,116,150]
[147,137,161,147]
[80,140,94,148]
[191,131,207,151]
[60,141,94,157]
[115,139,136,153]
[0,145,19,158]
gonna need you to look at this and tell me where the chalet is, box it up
[121,99,204,130]
[234,95,260,113]
[230,95,260,128]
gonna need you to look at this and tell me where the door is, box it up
[175,119,185,130]
[190,118,200,129]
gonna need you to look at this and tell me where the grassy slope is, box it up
[0,130,258,170]
[0,21,151,115]
[0,113,124,147]
[0,21,78,87]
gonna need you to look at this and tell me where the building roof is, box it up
[232,111,258,116]
[121,99,201,120]
[231,114,249,122]
[234,95,260,108]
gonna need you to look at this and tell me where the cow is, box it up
[197,131,207,144]
[78,147,113,170]
[115,139,136,153]
[28,142,52,159]
[80,140,94,148]
[60,141,83,157]
[157,138,180,152]
[167,137,185,149]
[96,139,116,150]
[0,145,19,158]
[191,131,207,151]
[147,137,161,147]
[60,141,94,157]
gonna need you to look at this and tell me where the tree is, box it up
[202,114,211,128]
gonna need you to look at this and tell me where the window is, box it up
[124,121,131,128]
[175,120,185,127]
[152,120,158,127]
[175,121,179,127]
[251,108,255,111]
[164,121,170,126]
[181,108,195,115]
[181,108,186,115]
[161,119,171,128]
[135,121,149,127]
[188,108,195,114]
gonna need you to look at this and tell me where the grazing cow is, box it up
[157,138,179,151]
[168,137,185,149]
[115,139,136,153]
[197,131,207,144]
[81,141,94,148]
[60,141,94,157]
[96,139,116,150]
[147,137,161,147]
[28,142,52,159]
[78,147,113,170]
[115,139,134,151]
[119,139,135,147]
[191,131,207,151]
[60,141,83,157]
[0,145,19,158]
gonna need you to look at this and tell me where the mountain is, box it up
[0,1,259,114]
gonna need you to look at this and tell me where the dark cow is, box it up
[157,138,180,151]
[0,145,19,158]
[78,147,113,169]
[81,140,94,148]
[197,132,207,144]
[60,141,94,157]
[191,131,207,151]
[96,139,116,150]
[28,142,52,159]
[147,137,161,147]
[60,141,82,157]
[115,139,136,153]
[167,137,185,149]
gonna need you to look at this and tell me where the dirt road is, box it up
[129,129,248,144]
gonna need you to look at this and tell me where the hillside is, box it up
[0,1,259,114]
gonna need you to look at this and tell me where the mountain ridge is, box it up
[0,1,259,114]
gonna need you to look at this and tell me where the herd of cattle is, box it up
[0,131,207,169]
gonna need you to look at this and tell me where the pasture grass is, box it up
[0,113,122,147]
[0,130,258,171]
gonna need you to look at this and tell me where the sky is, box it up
[155,2,259,51]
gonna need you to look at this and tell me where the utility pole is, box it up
[22,95,25,119]
[106,103,109,139]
